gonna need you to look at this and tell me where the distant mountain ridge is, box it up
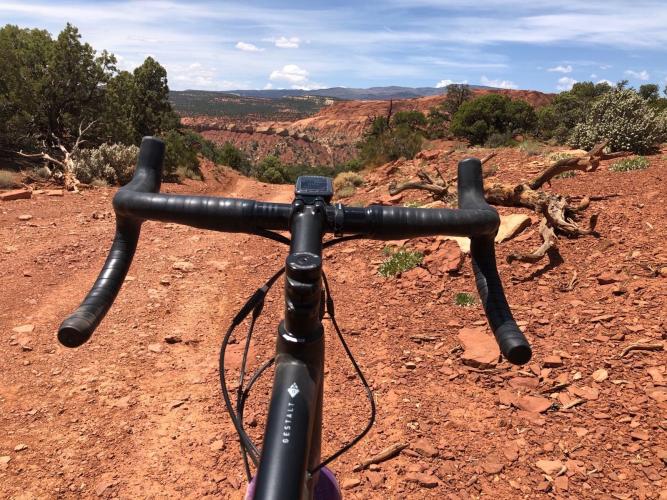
[209,85,491,100]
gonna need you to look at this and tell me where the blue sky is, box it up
[2,0,666,93]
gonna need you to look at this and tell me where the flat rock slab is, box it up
[458,327,500,369]
[495,214,532,243]
[1,189,32,202]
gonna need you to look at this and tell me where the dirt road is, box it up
[1,156,665,499]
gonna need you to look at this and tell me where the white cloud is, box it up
[169,62,248,90]
[269,64,322,90]
[275,36,300,48]
[590,73,597,78]
[480,75,518,89]
[435,79,468,88]
[235,41,263,52]
[596,79,613,86]
[624,69,650,80]
[547,64,573,73]
[556,76,577,90]
[263,83,274,90]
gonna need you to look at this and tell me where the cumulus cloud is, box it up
[435,79,468,88]
[624,69,650,80]
[480,75,517,89]
[169,62,246,90]
[269,64,322,90]
[235,42,263,52]
[556,76,577,91]
[596,79,614,86]
[275,36,300,48]
[547,64,573,74]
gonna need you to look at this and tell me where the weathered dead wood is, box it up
[16,120,96,192]
[507,218,559,263]
[352,442,408,472]
[386,141,618,265]
[620,343,664,357]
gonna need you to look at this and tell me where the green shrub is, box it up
[609,156,650,172]
[569,90,667,154]
[90,178,109,187]
[0,170,19,188]
[450,94,537,145]
[518,139,543,156]
[538,81,612,143]
[484,132,514,148]
[162,130,201,181]
[454,292,477,307]
[72,143,140,185]
[378,248,424,277]
[357,116,424,167]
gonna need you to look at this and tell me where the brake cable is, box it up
[218,231,374,481]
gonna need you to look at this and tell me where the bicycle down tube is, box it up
[58,137,531,500]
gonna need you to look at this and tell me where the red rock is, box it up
[341,478,361,490]
[45,189,64,196]
[423,240,464,275]
[573,385,600,400]
[508,377,540,389]
[405,472,439,488]
[543,355,564,368]
[0,189,32,201]
[630,430,649,441]
[535,459,565,475]
[513,395,553,413]
[412,439,438,458]
[597,272,627,285]
[458,327,500,369]
[482,457,504,474]
[554,475,569,491]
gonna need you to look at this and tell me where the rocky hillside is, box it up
[182,88,554,167]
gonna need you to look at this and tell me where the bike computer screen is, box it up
[295,176,334,202]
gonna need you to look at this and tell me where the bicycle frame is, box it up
[58,136,531,500]
[252,203,329,499]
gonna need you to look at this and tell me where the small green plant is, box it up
[454,292,477,307]
[378,248,424,277]
[609,156,650,172]
[548,152,574,162]
[336,185,356,199]
[0,170,19,189]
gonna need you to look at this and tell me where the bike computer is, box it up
[295,175,334,203]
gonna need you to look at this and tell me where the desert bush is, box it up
[33,166,52,180]
[569,90,667,153]
[484,132,514,148]
[518,139,543,156]
[357,115,424,167]
[450,94,537,145]
[0,170,19,188]
[378,248,423,277]
[72,143,140,185]
[90,178,109,187]
[538,81,612,143]
[609,156,650,172]
[333,171,363,193]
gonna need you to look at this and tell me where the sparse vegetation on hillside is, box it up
[251,155,363,185]
[72,143,139,185]
[169,91,332,120]
[333,171,364,198]
[357,112,425,167]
